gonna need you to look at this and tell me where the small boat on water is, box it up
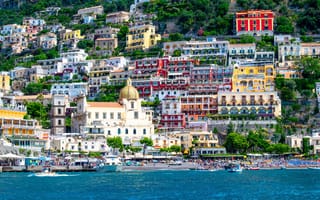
[308,167,320,170]
[34,167,57,177]
[96,155,122,172]
[248,167,260,170]
[226,163,243,173]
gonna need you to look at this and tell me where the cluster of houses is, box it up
[0,2,320,156]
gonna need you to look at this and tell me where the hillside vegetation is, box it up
[0,0,320,35]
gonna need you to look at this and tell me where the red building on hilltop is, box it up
[236,10,274,36]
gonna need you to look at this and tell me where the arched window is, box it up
[221,107,228,114]
[143,129,146,135]
[118,128,121,135]
[230,107,239,115]
[125,128,128,134]
[133,129,136,134]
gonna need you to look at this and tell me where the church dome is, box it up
[119,78,139,101]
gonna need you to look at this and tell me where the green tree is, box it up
[224,133,248,154]
[172,49,182,57]
[169,33,184,41]
[94,84,124,102]
[226,122,234,135]
[247,130,270,152]
[26,102,47,120]
[117,25,129,51]
[77,39,94,49]
[298,57,320,80]
[169,145,182,153]
[107,136,123,153]
[140,137,153,155]
[276,16,294,34]
[22,83,44,95]
[88,152,101,157]
[239,35,256,43]
[302,137,311,155]
[140,137,153,147]
[266,143,290,154]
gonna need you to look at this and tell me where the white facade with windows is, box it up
[50,82,88,100]
[72,79,154,145]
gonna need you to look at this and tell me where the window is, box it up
[131,102,134,109]
[118,113,121,119]
[134,112,138,119]
[118,128,121,135]
[88,112,91,119]
[125,129,128,134]
[103,112,106,119]
[57,108,61,115]
[143,129,146,135]
[133,129,136,134]
[110,113,114,119]
[108,130,111,135]
[95,112,99,119]
[58,119,61,125]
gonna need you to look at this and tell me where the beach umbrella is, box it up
[0,153,23,159]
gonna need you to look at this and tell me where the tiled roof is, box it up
[87,102,122,108]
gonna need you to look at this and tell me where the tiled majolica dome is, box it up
[119,78,139,101]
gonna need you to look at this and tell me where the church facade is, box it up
[72,78,154,145]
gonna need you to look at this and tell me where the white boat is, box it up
[227,163,243,172]
[34,168,58,177]
[308,166,320,170]
[97,155,122,172]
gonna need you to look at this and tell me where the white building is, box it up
[50,82,88,100]
[105,56,128,68]
[51,134,109,152]
[77,6,104,16]
[23,17,46,27]
[1,24,26,35]
[228,43,256,65]
[72,78,154,145]
[163,37,229,65]
[60,49,88,63]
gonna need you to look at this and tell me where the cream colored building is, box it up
[95,38,118,56]
[106,11,130,24]
[77,6,104,16]
[177,131,224,155]
[125,24,161,51]
[218,91,281,118]
[72,78,154,145]
[300,43,320,56]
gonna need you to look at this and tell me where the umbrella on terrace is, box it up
[0,153,23,159]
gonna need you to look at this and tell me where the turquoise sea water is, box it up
[1,169,320,200]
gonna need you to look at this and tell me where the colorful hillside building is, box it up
[236,10,274,36]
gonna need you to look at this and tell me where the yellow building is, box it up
[0,118,39,136]
[232,62,275,92]
[125,24,161,52]
[0,107,38,137]
[61,29,84,41]
[0,72,11,93]
[0,107,26,120]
